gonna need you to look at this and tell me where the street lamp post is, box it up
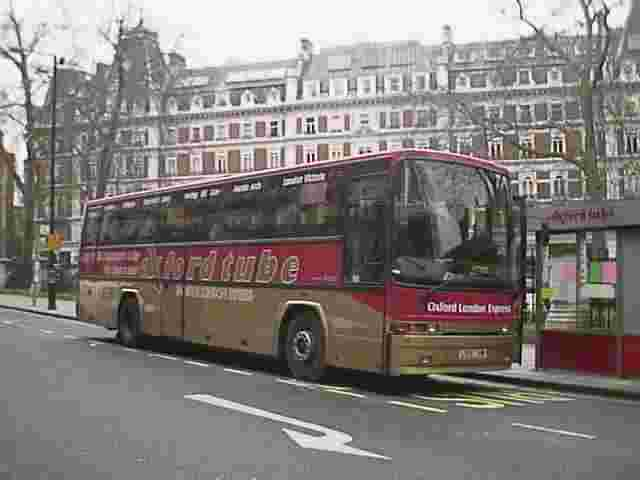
[47,56,64,310]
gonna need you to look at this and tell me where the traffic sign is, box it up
[47,232,64,251]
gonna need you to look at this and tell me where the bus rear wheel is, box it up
[285,311,326,381]
[117,297,142,348]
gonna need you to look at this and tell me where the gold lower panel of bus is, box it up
[80,278,513,376]
[387,334,513,375]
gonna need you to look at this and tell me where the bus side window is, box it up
[344,174,388,284]
[82,209,102,245]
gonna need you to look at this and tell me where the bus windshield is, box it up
[392,158,517,288]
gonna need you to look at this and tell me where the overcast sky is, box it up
[0,0,631,158]
[6,0,631,70]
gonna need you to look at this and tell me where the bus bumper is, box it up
[387,334,513,376]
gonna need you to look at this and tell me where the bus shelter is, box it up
[528,199,640,378]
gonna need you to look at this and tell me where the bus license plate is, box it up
[458,348,488,361]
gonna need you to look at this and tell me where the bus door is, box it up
[157,193,188,339]
[340,160,389,372]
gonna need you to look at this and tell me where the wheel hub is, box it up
[292,330,314,361]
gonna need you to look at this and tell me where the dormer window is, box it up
[269,87,281,104]
[331,78,347,97]
[242,90,254,106]
[304,81,318,98]
[387,75,402,93]
[216,92,228,107]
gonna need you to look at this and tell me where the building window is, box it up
[470,73,487,88]
[304,81,317,98]
[242,121,253,139]
[626,130,640,154]
[389,111,401,129]
[520,136,532,159]
[304,144,317,163]
[192,127,201,143]
[388,76,401,93]
[568,170,583,198]
[216,151,226,173]
[88,162,97,180]
[191,153,202,175]
[241,150,253,172]
[358,144,374,155]
[489,139,503,160]
[519,105,532,123]
[536,171,551,199]
[415,74,426,91]
[554,175,566,198]
[177,127,189,144]
[215,124,225,141]
[270,120,280,137]
[120,129,132,145]
[523,176,535,197]
[549,69,561,83]
[330,144,343,160]
[178,97,190,111]
[552,134,565,154]
[269,149,281,169]
[416,110,428,128]
[518,70,531,85]
[551,103,563,122]
[359,77,373,95]
[133,130,148,146]
[457,136,472,154]
[456,75,468,88]
[305,117,316,134]
[204,125,214,141]
[488,106,500,121]
[203,94,215,109]
[166,155,177,176]
[359,112,369,129]
[167,128,177,145]
[332,79,346,97]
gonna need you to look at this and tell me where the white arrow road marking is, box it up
[40,329,54,334]
[185,394,390,461]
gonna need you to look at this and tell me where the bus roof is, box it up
[86,148,510,207]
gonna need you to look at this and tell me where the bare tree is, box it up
[0,4,57,285]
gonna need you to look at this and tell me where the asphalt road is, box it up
[1,308,639,480]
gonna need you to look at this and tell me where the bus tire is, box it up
[117,297,142,348]
[285,310,326,381]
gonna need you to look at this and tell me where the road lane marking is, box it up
[2,320,15,325]
[184,360,210,367]
[322,388,366,399]
[412,394,505,409]
[276,378,316,389]
[223,368,253,376]
[511,422,596,440]
[40,329,54,334]
[122,347,139,353]
[148,353,179,361]
[185,394,390,460]
[388,401,447,414]
[63,334,79,340]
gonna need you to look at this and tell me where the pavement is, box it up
[2,291,640,401]
[2,307,640,479]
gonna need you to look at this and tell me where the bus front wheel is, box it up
[117,297,141,348]
[285,311,326,381]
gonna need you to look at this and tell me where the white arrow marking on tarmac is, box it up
[185,394,390,461]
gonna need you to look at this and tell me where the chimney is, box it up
[168,51,186,70]
[442,25,453,45]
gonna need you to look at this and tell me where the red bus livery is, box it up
[78,149,525,380]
